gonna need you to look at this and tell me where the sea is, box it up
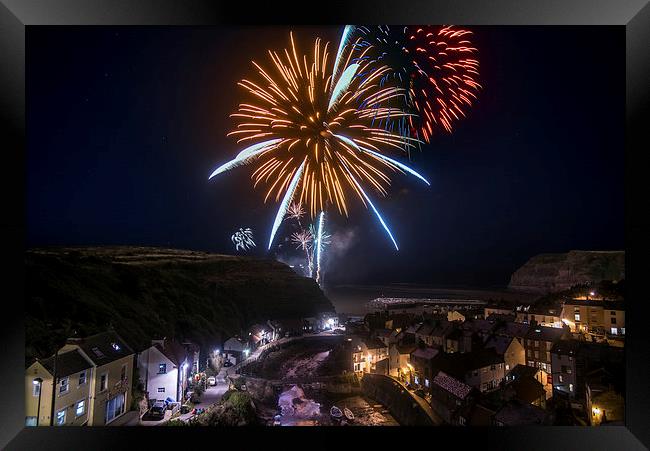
[324,283,539,315]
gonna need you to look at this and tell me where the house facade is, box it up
[60,331,135,425]
[137,339,189,404]
[351,338,388,375]
[25,349,94,426]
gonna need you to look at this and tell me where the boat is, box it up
[330,406,343,420]
[343,407,354,422]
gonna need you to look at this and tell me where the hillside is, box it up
[509,250,625,294]
[25,246,335,364]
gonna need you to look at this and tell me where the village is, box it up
[24,279,625,427]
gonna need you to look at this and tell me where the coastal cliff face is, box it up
[25,246,334,363]
[508,250,625,294]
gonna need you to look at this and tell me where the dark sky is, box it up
[26,26,624,287]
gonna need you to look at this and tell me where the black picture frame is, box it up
[2,0,648,449]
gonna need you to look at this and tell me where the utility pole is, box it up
[49,349,58,426]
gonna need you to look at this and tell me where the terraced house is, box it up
[26,331,135,426]
[25,348,94,426]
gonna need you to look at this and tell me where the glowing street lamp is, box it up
[32,378,43,426]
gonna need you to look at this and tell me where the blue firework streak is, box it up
[350,25,418,149]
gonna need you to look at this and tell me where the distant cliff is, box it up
[508,250,625,294]
[25,246,334,363]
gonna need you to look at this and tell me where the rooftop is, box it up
[67,331,134,366]
[39,349,93,377]
[412,347,440,360]
[433,371,473,400]
[494,401,547,425]
[524,325,567,342]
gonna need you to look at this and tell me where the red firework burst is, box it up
[405,25,481,142]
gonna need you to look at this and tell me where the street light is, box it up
[32,378,43,426]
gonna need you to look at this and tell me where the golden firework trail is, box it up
[209,31,430,250]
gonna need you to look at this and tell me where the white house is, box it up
[137,339,189,404]
[223,337,246,365]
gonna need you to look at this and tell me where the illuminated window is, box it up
[56,409,66,426]
[569,383,574,392]
[610,328,617,335]
[574,313,581,322]
[33,382,41,397]
[76,400,85,417]
[59,377,69,394]
[559,374,563,383]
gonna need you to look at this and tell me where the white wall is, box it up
[137,347,182,402]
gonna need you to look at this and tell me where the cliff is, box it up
[25,246,334,363]
[508,250,625,294]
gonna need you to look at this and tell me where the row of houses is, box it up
[222,314,340,365]
[351,300,625,426]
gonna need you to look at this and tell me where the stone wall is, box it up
[361,374,436,426]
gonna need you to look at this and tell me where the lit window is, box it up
[158,364,167,374]
[425,379,430,388]
[79,371,86,385]
[76,400,85,417]
[569,383,574,392]
[559,375,563,383]
[574,314,581,322]
[56,409,66,426]
[505,364,510,371]
[33,382,41,397]
[59,377,69,394]
[610,328,617,335]
[25,417,37,427]
[621,328,626,335]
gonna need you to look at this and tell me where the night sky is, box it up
[26,26,624,287]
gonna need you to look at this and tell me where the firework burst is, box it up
[231,227,256,251]
[286,202,306,223]
[351,25,481,143]
[209,32,430,250]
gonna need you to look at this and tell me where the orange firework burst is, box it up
[209,32,431,250]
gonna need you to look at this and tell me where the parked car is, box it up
[149,401,167,420]
[208,376,216,386]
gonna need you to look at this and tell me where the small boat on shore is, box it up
[330,406,343,420]
[343,407,354,422]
